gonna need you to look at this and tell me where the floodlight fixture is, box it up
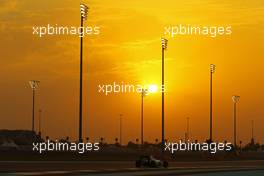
[210,64,216,73]
[161,38,168,50]
[29,80,40,90]
[232,95,240,103]
[80,4,89,20]
[141,88,148,97]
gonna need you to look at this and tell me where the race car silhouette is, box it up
[135,155,168,168]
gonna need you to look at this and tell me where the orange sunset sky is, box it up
[0,0,263,144]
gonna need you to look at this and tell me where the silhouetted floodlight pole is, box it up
[119,114,123,146]
[29,80,40,132]
[209,64,215,143]
[79,3,88,143]
[232,95,240,148]
[161,38,168,153]
[187,117,190,141]
[38,109,42,137]
[251,120,254,140]
[141,88,148,146]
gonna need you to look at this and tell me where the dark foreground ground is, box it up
[0,150,264,175]
[0,160,264,175]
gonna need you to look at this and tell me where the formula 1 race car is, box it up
[135,155,168,168]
